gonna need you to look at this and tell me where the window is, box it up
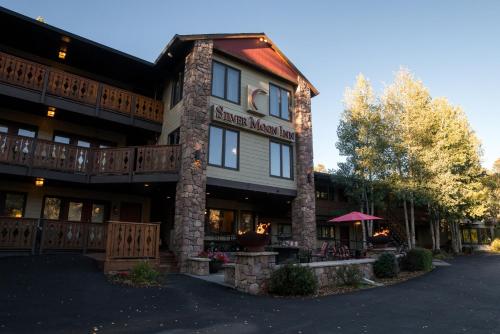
[208,125,239,169]
[43,197,61,220]
[68,201,83,221]
[211,61,241,104]
[317,225,336,239]
[54,135,71,144]
[52,132,115,148]
[91,204,105,223]
[171,71,183,108]
[0,120,37,137]
[0,192,26,217]
[269,83,291,120]
[270,141,292,179]
[17,128,36,138]
[277,224,292,239]
[168,128,180,145]
[206,209,235,235]
[239,211,254,235]
[316,185,329,200]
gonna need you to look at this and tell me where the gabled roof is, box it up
[156,33,319,97]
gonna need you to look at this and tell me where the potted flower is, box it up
[199,251,229,273]
[236,223,271,252]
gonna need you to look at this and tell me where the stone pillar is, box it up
[291,76,316,250]
[234,252,278,295]
[173,40,213,272]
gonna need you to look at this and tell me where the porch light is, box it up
[144,183,150,187]
[355,221,361,226]
[35,177,44,187]
[47,106,56,117]
[58,46,67,60]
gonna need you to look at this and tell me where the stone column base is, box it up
[187,257,211,276]
[234,252,278,295]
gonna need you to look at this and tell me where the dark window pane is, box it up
[212,62,225,98]
[270,142,281,176]
[270,85,280,117]
[43,197,61,220]
[239,212,254,234]
[226,67,239,103]
[281,145,291,178]
[4,193,25,217]
[91,204,105,223]
[224,130,238,168]
[208,126,223,166]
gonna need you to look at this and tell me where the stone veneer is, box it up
[173,40,213,272]
[291,76,316,250]
[187,257,211,276]
[301,259,375,289]
[234,252,277,295]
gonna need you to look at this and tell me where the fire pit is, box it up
[236,223,270,252]
[368,229,392,248]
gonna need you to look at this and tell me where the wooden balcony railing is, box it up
[40,220,107,252]
[0,133,180,177]
[0,51,164,124]
[0,217,38,251]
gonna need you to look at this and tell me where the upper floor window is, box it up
[168,128,180,145]
[0,120,37,138]
[269,83,291,121]
[53,132,115,148]
[270,141,292,179]
[0,191,26,218]
[212,61,241,104]
[171,71,183,108]
[208,125,239,170]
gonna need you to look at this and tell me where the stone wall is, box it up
[234,252,277,295]
[223,263,235,287]
[173,40,213,272]
[301,259,375,289]
[187,257,211,276]
[291,76,316,250]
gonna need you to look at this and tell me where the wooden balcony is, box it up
[0,133,180,183]
[0,51,164,130]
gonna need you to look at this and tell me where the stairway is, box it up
[159,251,179,273]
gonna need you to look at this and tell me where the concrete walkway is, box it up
[1,253,499,333]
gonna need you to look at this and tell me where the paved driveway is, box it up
[1,253,499,334]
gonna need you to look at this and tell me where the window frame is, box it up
[0,119,38,138]
[269,83,292,121]
[211,60,241,105]
[208,125,240,171]
[52,131,115,148]
[205,207,237,236]
[317,223,336,240]
[41,195,110,222]
[269,140,293,180]
[170,70,184,108]
[0,191,27,218]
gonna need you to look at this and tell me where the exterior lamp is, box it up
[58,46,67,60]
[194,149,202,167]
[47,106,56,117]
[35,177,44,187]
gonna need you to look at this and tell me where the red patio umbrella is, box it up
[328,211,383,223]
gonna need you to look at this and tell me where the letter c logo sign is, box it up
[251,88,268,111]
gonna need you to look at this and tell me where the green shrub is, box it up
[491,239,500,252]
[402,248,433,272]
[269,264,317,296]
[130,261,161,285]
[433,250,453,260]
[373,253,399,278]
[336,265,363,286]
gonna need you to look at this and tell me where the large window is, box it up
[206,209,235,235]
[0,192,26,217]
[239,211,254,235]
[317,224,336,240]
[208,125,239,169]
[171,71,183,108]
[270,141,292,179]
[269,83,291,120]
[42,196,109,222]
[0,120,37,138]
[211,61,241,104]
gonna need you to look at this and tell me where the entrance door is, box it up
[340,226,350,246]
[120,202,142,222]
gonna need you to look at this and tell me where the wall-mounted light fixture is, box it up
[35,177,44,187]
[47,106,56,117]
[58,46,67,60]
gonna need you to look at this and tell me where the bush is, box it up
[491,239,500,252]
[336,265,363,286]
[373,253,399,278]
[402,248,433,272]
[130,261,161,285]
[269,264,317,296]
[433,250,453,260]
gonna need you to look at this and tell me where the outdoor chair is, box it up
[311,241,329,261]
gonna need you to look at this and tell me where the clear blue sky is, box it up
[2,0,498,169]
